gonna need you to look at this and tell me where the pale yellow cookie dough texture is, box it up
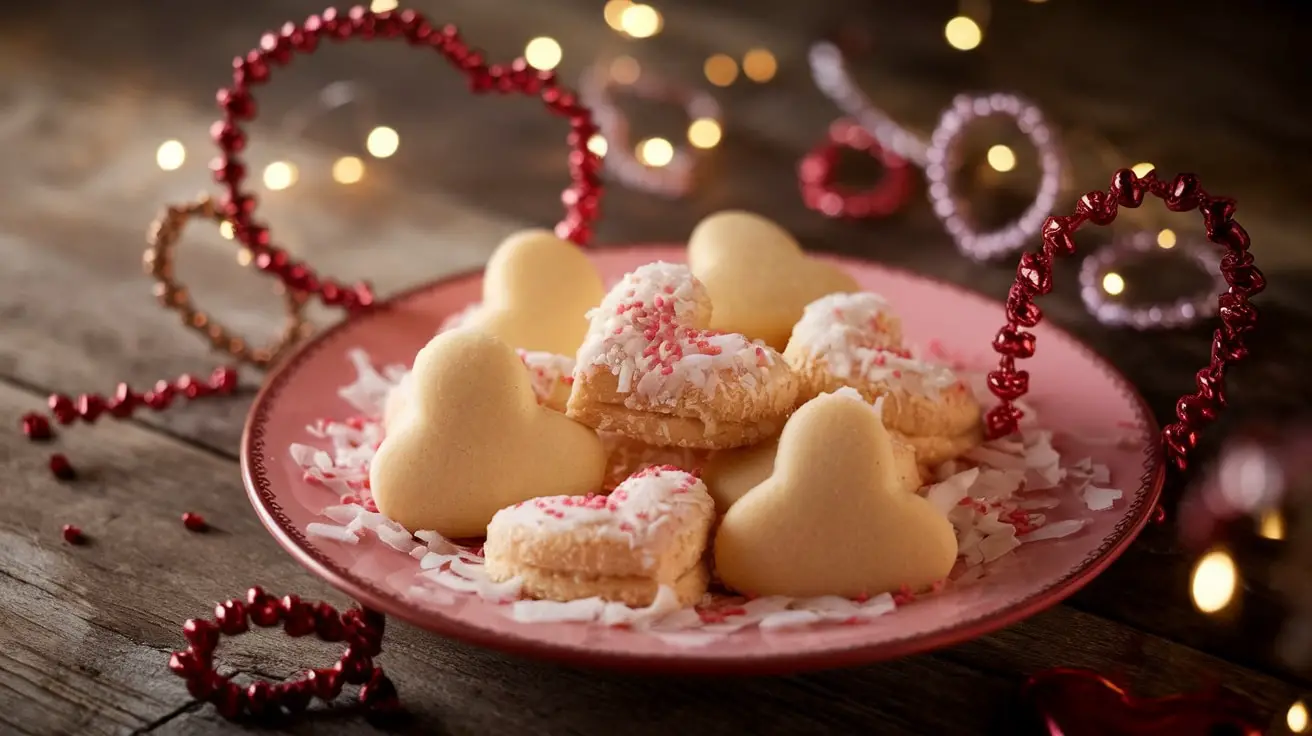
[459,229,605,356]
[370,329,606,538]
[713,391,958,598]
[688,210,859,351]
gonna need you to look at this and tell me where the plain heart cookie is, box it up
[370,329,605,538]
[701,419,925,515]
[713,390,958,598]
[458,229,605,356]
[688,210,859,351]
[566,261,798,449]
[484,465,716,607]
[784,292,983,466]
[383,349,576,433]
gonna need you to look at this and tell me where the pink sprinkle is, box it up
[662,285,675,294]
[345,416,366,430]
[340,494,360,505]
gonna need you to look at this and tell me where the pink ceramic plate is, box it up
[242,245,1163,674]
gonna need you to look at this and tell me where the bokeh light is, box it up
[156,140,186,171]
[1132,162,1155,178]
[1157,228,1177,249]
[524,37,563,71]
[603,0,632,31]
[742,49,778,83]
[987,144,1017,172]
[366,126,400,158]
[1101,272,1125,296]
[945,17,983,51]
[587,134,609,158]
[620,4,662,38]
[332,156,365,185]
[610,56,641,85]
[262,161,298,191]
[687,118,723,149]
[636,137,674,167]
[1190,548,1238,614]
[704,54,739,87]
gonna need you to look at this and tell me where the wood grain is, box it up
[1,0,1309,733]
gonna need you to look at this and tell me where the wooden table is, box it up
[2,1,1309,733]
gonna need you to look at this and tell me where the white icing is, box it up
[791,293,960,399]
[516,349,575,403]
[574,262,779,408]
[487,466,714,572]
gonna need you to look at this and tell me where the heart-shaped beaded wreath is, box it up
[168,587,394,719]
[983,168,1264,471]
[207,5,604,314]
[144,195,312,368]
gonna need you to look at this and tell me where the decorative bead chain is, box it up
[168,587,398,719]
[984,169,1263,471]
[797,118,914,219]
[43,367,239,426]
[210,6,604,314]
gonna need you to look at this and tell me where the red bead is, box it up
[306,667,344,700]
[259,31,292,65]
[1016,252,1052,295]
[216,88,256,119]
[1217,293,1257,337]
[168,649,206,678]
[176,374,202,399]
[281,595,317,637]
[1201,197,1236,236]
[1176,394,1217,424]
[1006,294,1042,328]
[211,679,247,719]
[1076,190,1117,226]
[1214,220,1250,252]
[21,412,52,441]
[182,512,209,532]
[234,51,270,85]
[1211,329,1248,363]
[183,618,220,652]
[214,599,249,635]
[359,669,400,711]
[1165,173,1202,212]
[209,156,246,186]
[1163,423,1198,464]
[60,523,84,544]
[48,394,76,423]
[992,325,1036,359]
[186,671,220,699]
[109,383,136,417]
[986,369,1030,401]
[245,681,276,717]
[75,394,105,422]
[50,454,76,481]
[1109,168,1145,208]
[277,681,313,713]
[1041,216,1077,256]
[334,645,374,684]
[314,602,345,641]
[984,404,1023,439]
[209,120,246,153]
[1194,367,1226,405]
[211,366,239,393]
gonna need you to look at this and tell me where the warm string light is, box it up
[369,0,398,12]
[1190,548,1238,614]
[218,221,235,240]
[704,54,738,87]
[635,137,674,167]
[1131,162,1155,178]
[687,118,722,149]
[1258,508,1286,541]
[619,3,662,38]
[742,49,777,83]
[156,140,186,171]
[986,144,1017,172]
[944,16,983,51]
[1156,228,1177,249]
[332,156,365,185]
[1101,272,1125,296]
[366,126,400,158]
[603,0,631,31]
[1290,701,1309,734]
[262,161,298,191]
[587,134,609,158]
[524,37,562,71]
[610,56,641,85]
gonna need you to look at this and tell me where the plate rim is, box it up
[241,245,1165,675]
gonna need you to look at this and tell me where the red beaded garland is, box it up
[984,169,1262,471]
[209,7,603,314]
[798,118,914,219]
[168,587,395,720]
[44,367,238,427]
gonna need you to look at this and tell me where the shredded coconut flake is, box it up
[306,523,359,544]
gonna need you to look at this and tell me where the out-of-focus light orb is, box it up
[636,137,674,168]
[742,49,778,83]
[332,156,365,185]
[366,126,400,158]
[1289,701,1309,733]
[987,144,1017,172]
[1190,548,1238,614]
[1157,228,1177,249]
[236,248,253,267]
[620,4,662,38]
[704,54,739,87]
[610,55,641,85]
[1132,162,1155,178]
[603,0,632,31]
[687,118,723,149]
[587,134,609,158]
[262,161,298,191]
[524,37,562,71]
[1101,272,1125,296]
[156,140,186,171]
[219,221,235,240]
[945,17,983,51]
[370,0,398,12]
[1259,509,1286,541]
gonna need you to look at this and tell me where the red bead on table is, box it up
[61,524,85,545]
[21,412,52,441]
[50,453,76,480]
[182,512,209,532]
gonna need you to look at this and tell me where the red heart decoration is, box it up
[983,168,1264,472]
[168,587,391,720]
[1022,667,1264,736]
[208,6,604,314]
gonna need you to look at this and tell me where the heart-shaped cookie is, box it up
[458,230,605,356]
[382,349,575,434]
[688,210,859,350]
[484,465,716,607]
[785,292,983,466]
[370,329,605,538]
[567,261,798,449]
[701,422,924,515]
[206,8,604,314]
[713,390,958,598]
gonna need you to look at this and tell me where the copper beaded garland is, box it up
[209,7,604,314]
[984,169,1263,471]
[168,587,394,720]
